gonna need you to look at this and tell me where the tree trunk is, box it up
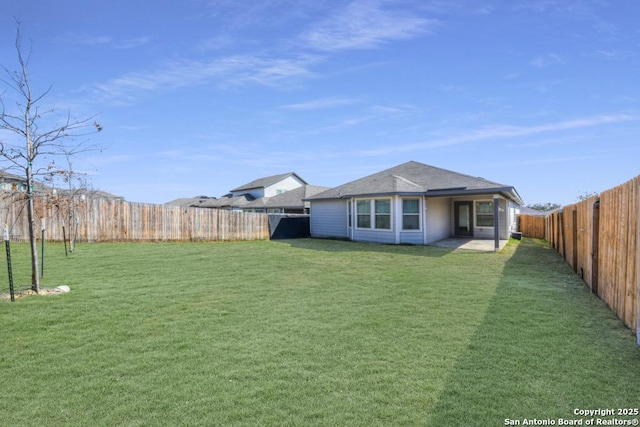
[26,166,40,292]
[24,93,40,292]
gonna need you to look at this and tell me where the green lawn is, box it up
[1,238,639,426]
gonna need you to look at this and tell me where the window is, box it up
[402,199,420,230]
[348,201,352,227]
[356,199,392,230]
[375,199,391,230]
[476,201,494,227]
[356,200,371,228]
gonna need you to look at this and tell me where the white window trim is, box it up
[355,198,393,231]
[475,200,495,229]
[401,197,422,232]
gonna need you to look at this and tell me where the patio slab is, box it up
[431,238,509,252]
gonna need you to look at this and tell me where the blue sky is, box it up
[1,0,638,206]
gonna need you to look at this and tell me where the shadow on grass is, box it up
[278,237,455,258]
[426,239,640,426]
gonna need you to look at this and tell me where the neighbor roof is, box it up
[231,172,307,192]
[243,185,331,209]
[197,194,255,208]
[307,161,523,205]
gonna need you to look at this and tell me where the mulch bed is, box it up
[0,286,69,301]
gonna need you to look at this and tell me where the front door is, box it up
[454,201,473,237]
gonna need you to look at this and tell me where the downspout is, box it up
[494,196,500,252]
[395,195,400,244]
[350,198,355,241]
[423,197,428,245]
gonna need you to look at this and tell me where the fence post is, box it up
[637,187,640,347]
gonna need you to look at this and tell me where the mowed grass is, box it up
[1,238,639,426]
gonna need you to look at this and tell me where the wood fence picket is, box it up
[0,196,269,242]
[520,175,639,342]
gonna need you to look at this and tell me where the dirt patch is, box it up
[0,286,70,301]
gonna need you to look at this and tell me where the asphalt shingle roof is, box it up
[307,161,523,204]
[231,172,307,192]
[243,185,330,209]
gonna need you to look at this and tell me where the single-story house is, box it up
[306,161,523,249]
[243,184,330,214]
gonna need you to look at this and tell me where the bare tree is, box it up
[526,202,562,212]
[0,24,102,292]
[45,149,93,253]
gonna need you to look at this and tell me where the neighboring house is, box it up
[230,172,307,200]
[243,185,330,214]
[517,206,549,216]
[306,161,523,248]
[168,172,310,211]
[0,170,101,197]
[195,194,256,210]
[0,170,29,192]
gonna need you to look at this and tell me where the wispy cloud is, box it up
[58,33,152,49]
[302,0,437,51]
[115,36,152,50]
[279,96,360,110]
[358,113,639,156]
[198,0,325,31]
[157,149,223,162]
[86,54,321,105]
[531,53,565,68]
[77,1,438,106]
[515,146,639,165]
[515,1,619,36]
[593,49,633,61]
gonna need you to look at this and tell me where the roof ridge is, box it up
[231,172,307,192]
[404,160,506,187]
[392,174,425,191]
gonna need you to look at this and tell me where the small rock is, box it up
[56,285,71,293]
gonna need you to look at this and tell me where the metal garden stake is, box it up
[41,219,45,278]
[4,225,15,302]
[62,220,68,257]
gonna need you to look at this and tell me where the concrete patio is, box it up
[431,238,509,252]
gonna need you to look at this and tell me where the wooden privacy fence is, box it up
[0,196,270,242]
[519,175,639,342]
[518,215,546,239]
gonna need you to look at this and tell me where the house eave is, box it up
[425,187,523,205]
[304,191,425,202]
[306,187,523,205]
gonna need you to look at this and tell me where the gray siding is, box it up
[425,197,451,243]
[399,231,423,245]
[499,199,510,239]
[353,228,396,244]
[474,226,494,239]
[310,200,348,238]
[507,200,519,234]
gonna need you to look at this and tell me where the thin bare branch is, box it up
[0,21,104,290]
